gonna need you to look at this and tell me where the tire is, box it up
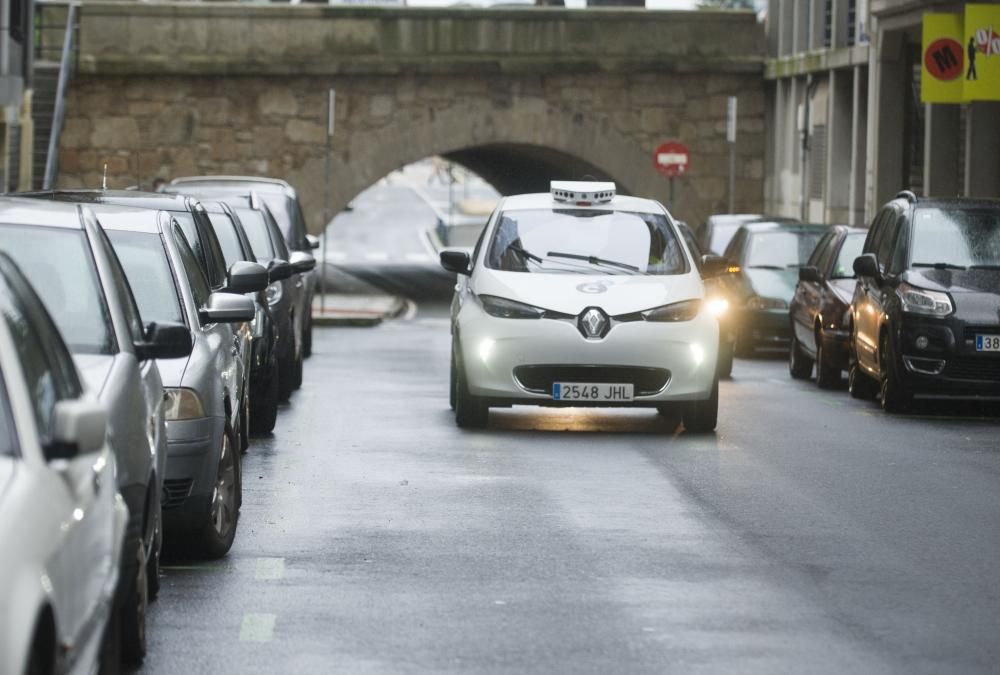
[277,344,295,403]
[250,361,280,434]
[303,312,313,358]
[239,388,250,453]
[788,334,814,380]
[454,349,488,429]
[98,604,122,675]
[848,359,878,400]
[449,347,457,411]
[147,496,162,601]
[683,377,719,433]
[815,334,842,390]
[25,628,55,675]
[120,541,147,666]
[192,424,241,559]
[717,340,734,378]
[292,349,304,390]
[879,332,912,413]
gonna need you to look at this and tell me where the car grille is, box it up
[162,478,194,510]
[513,365,671,396]
[944,357,1000,382]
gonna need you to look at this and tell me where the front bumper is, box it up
[896,318,1000,397]
[457,305,719,405]
[736,308,791,345]
[162,415,225,528]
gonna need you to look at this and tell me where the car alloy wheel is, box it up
[211,433,237,538]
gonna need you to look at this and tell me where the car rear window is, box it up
[0,225,114,354]
[744,230,825,269]
[106,230,185,326]
[486,208,688,276]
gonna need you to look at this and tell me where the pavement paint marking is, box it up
[365,252,390,262]
[255,557,286,581]
[239,613,276,643]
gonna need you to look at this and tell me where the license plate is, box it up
[976,335,1000,351]
[552,383,634,401]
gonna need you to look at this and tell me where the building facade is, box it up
[764,0,1000,227]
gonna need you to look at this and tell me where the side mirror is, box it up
[798,266,821,283]
[48,399,107,460]
[135,322,193,361]
[199,292,256,325]
[853,253,879,280]
[440,250,471,276]
[227,261,269,294]
[306,234,321,250]
[289,250,317,273]
[268,259,293,282]
[699,254,730,279]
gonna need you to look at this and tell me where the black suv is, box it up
[849,191,1000,412]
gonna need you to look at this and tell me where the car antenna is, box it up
[102,164,108,190]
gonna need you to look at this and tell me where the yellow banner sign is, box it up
[964,3,1000,101]
[922,13,965,103]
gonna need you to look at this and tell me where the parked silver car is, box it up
[96,205,262,558]
[0,252,128,675]
[0,198,193,665]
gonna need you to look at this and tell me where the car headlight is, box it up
[479,294,546,319]
[164,388,205,421]
[897,283,953,317]
[641,299,701,322]
[265,281,283,306]
[746,295,788,310]
[706,297,729,317]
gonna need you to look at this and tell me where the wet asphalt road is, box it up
[144,302,1000,675]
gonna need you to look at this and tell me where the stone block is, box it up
[61,117,91,150]
[259,88,299,119]
[91,117,140,150]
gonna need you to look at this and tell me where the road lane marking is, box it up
[365,252,390,262]
[239,613,276,642]
[255,557,286,581]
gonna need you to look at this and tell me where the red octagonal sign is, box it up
[654,141,690,178]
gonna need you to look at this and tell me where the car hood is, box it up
[155,351,191,388]
[72,354,113,396]
[903,268,1000,294]
[475,271,704,316]
[830,278,857,305]
[745,268,799,302]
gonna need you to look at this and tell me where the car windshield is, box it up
[831,233,866,278]
[709,221,746,255]
[235,207,276,261]
[0,225,113,354]
[106,230,185,326]
[486,208,688,276]
[910,207,1000,268]
[208,212,244,267]
[745,230,825,269]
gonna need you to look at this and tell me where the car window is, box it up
[807,232,834,269]
[193,207,229,288]
[744,230,825,268]
[470,210,495,269]
[0,260,83,446]
[831,233,866,278]
[0,370,17,457]
[234,207,276,261]
[91,224,145,342]
[208,212,245,268]
[107,230,186,326]
[0,225,115,355]
[865,207,890,254]
[261,206,291,260]
[910,207,1000,268]
[261,194,307,249]
[173,225,212,308]
[174,210,226,290]
[710,222,742,257]
[875,210,900,271]
[486,208,688,276]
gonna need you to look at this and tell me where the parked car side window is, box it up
[208,213,246,268]
[876,209,901,272]
[193,206,229,288]
[261,207,291,260]
[865,208,891,254]
[888,211,910,274]
[91,224,145,343]
[0,371,18,457]
[172,225,211,309]
[0,266,83,446]
[808,232,835,274]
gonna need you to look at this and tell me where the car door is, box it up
[854,209,891,372]
[793,232,834,351]
[1,269,117,658]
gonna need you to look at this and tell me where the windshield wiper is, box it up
[969,264,1000,270]
[912,262,967,270]
[546,251,641,273]
[747,264,784,270]
[507,244,543,264]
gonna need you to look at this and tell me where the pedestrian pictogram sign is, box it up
[654,142,690,178]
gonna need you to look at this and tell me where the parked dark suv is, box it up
[849,192,1000,412]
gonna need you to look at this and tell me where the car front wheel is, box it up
[788,334,813,380]
[120,541,147,666]
[683,377,718,433]
[815,334,842,389]
[193,424,241,559]
[879,332,912,413]
[454,347,488,429]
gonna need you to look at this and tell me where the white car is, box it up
[0,253,128,675]
[440,182,728,432]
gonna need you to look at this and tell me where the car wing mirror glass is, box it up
[199,292,256,325]
[853,253,879,280]
[699,254,730,279]
[798,266,821,283]
[48,399,107,460]
[227,261,269,294]
[440,250,471,276]
[136,321,193,361]
[268,259,293,282]
[289,251,317,273]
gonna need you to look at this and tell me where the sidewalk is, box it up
[312,293,407,327]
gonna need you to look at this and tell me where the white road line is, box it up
[255,557,286,581]
[365,252,390,262]
[239,613,276,642]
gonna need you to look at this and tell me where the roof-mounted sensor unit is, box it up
[550,181,616,206]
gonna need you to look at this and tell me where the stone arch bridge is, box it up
[59,3,765,232]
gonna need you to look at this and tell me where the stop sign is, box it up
[654,141,690,178]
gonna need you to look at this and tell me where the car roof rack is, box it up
[895,189,917,202]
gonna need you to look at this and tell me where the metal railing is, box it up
[35,0,80,190]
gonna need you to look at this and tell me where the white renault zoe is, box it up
[441,181,727,431]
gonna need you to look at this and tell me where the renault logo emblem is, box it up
[578,307,609,339]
